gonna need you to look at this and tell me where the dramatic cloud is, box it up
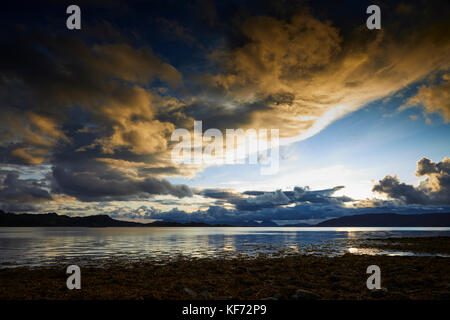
[118,200,447,225]
[0,31,193,201]
[0,171,52,204]
[401,74,450,122]
[372,175,430,205]
[0,1,449,217]
[233,190,291,211]
[201,7,450,141]
[0,34,183,160]
[51,160,192,202]
[373,157,450,205]
[108,205,160,221]
[199,185,351,211]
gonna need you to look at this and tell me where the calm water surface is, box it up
[0,227,449,267]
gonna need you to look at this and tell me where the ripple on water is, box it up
[0,227,449,268]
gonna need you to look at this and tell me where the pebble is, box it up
[243,288,255,296]
[261,297,278,300]
[291,289,320,300]
[183,288,197,297]
[370,287,388,298]
[199,290,211,299]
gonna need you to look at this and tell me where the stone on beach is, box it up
[183,288,197,297]
[291,289,320,300]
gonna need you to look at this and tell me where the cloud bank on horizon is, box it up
[0,0,449,223]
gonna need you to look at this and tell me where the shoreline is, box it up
[0,236,449,300]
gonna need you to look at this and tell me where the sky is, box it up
[0,0,449,225]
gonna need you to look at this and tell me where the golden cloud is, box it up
[401,74,450,122]
[1,6,449,186]
[204,11,450,141]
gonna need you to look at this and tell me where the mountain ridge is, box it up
[0,211,230,227]
[315,213,450,227]
[0,210,449,227]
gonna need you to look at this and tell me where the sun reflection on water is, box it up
[1,227,449,267]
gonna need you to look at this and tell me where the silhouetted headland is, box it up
[1,210,449,227]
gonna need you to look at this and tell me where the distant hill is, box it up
[315,213,450,227]
[1,210,449,227]
[0,211,144,227]
[229,220,279,227]
[282,223,313,227]
[145,221,231,227]
[0,211,229,227]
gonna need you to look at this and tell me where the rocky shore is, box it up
[0,237,449,300]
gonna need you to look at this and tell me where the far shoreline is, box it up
[1,210,450,228]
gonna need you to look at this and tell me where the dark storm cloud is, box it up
[156,97,273,134]
[0,171,52,203]
[373,157,450,205]
[284,186,352,204]
[0,34,181,111]
[199,185,352,211]
[416,157,450,176]
[137,166,183,176]
[0,29,194,202]
[0,33,182,164]
[197,188,241,200]
[0,202,40,213]
[51,160,192,202]
[372,175,430,205]
[235,186,352,211]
